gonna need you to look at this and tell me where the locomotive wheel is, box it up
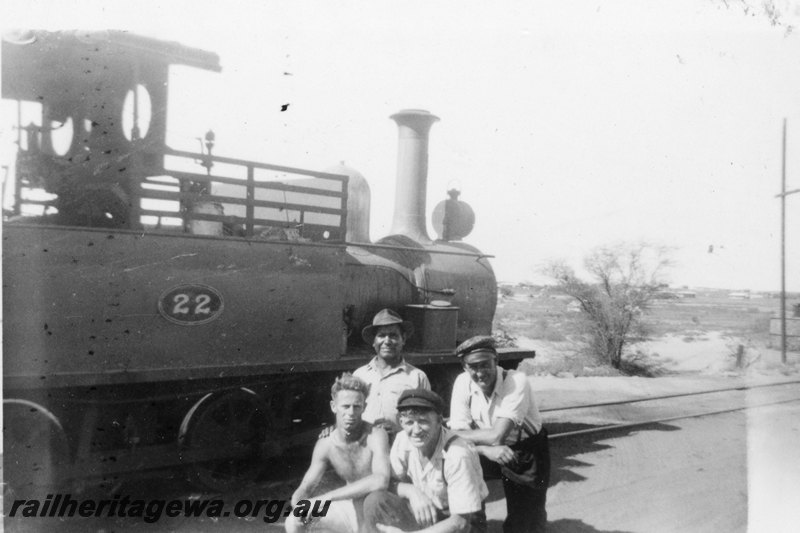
[3,399,70,498]
[178,389,272,492]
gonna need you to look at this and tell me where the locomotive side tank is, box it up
[2,31,532,494]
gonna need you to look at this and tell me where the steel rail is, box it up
[549,396,800,440]
[540,379,800,413]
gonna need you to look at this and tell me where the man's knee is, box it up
[362,489,395,518]
[362,490,415,533]
[285,513,303,533]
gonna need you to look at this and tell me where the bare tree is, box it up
[545,243,673,370]
[714,0,796,34]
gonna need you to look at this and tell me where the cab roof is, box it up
[2,30,221,102]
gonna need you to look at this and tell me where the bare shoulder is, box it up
[313,431,333,457]
[366,422,389,447]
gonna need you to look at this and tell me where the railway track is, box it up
[8,378,798,532]
[543,379,800,440]
[256,379,800,489]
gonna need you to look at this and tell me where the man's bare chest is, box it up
[328,440,372,483]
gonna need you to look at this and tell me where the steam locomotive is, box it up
[1,30,533,494]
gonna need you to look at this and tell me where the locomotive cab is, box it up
[3,30,348,242]
[3,30,219,227]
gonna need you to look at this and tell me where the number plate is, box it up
[158,284,224,325]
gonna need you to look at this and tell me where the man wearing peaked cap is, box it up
[353,309,430,440]
[454,334,497,358]
[361,388,489,533]
[395,388,445,414]
[449,335,550,533]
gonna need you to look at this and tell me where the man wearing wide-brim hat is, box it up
[353,309,431,438]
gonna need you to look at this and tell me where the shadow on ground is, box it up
[479,421,680,532]
[547,518,633,533]
[546,421,681,487]
[3,423,680,532]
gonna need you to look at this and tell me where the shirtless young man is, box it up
[286,373,391,533]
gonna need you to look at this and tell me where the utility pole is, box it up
[777,118,800,364]
[781,118,787,364]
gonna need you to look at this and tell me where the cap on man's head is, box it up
[396,388,445,415]
[361,308,414,344]
[455,335,497,360]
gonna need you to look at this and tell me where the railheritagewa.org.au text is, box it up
[8,494,331,523]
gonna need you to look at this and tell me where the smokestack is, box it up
[389,109,439,242]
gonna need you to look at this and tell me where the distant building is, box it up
[655,288,696,299]
[728,291,750,300]
[566,300,582,313]
[654,291,679,299]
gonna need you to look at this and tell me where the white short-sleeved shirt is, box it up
[353,358,430,424]
[391,427,488,515]
[449,368,543,444]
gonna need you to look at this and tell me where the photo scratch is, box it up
[123,254,198,272]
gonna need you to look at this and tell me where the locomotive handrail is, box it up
[10,197,55,207]
[3,348,534,390]
[129,146,350,241]
[156,171,345,198]
[348,241,496,259]
[141,208,337,232]
[140,187,346,216]
[164,147,348,182]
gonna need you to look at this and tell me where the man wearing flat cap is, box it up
[448,335,549,533]
[361,388,489,533]
[354,309,431,439]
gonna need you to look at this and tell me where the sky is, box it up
[3,0,800,292]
